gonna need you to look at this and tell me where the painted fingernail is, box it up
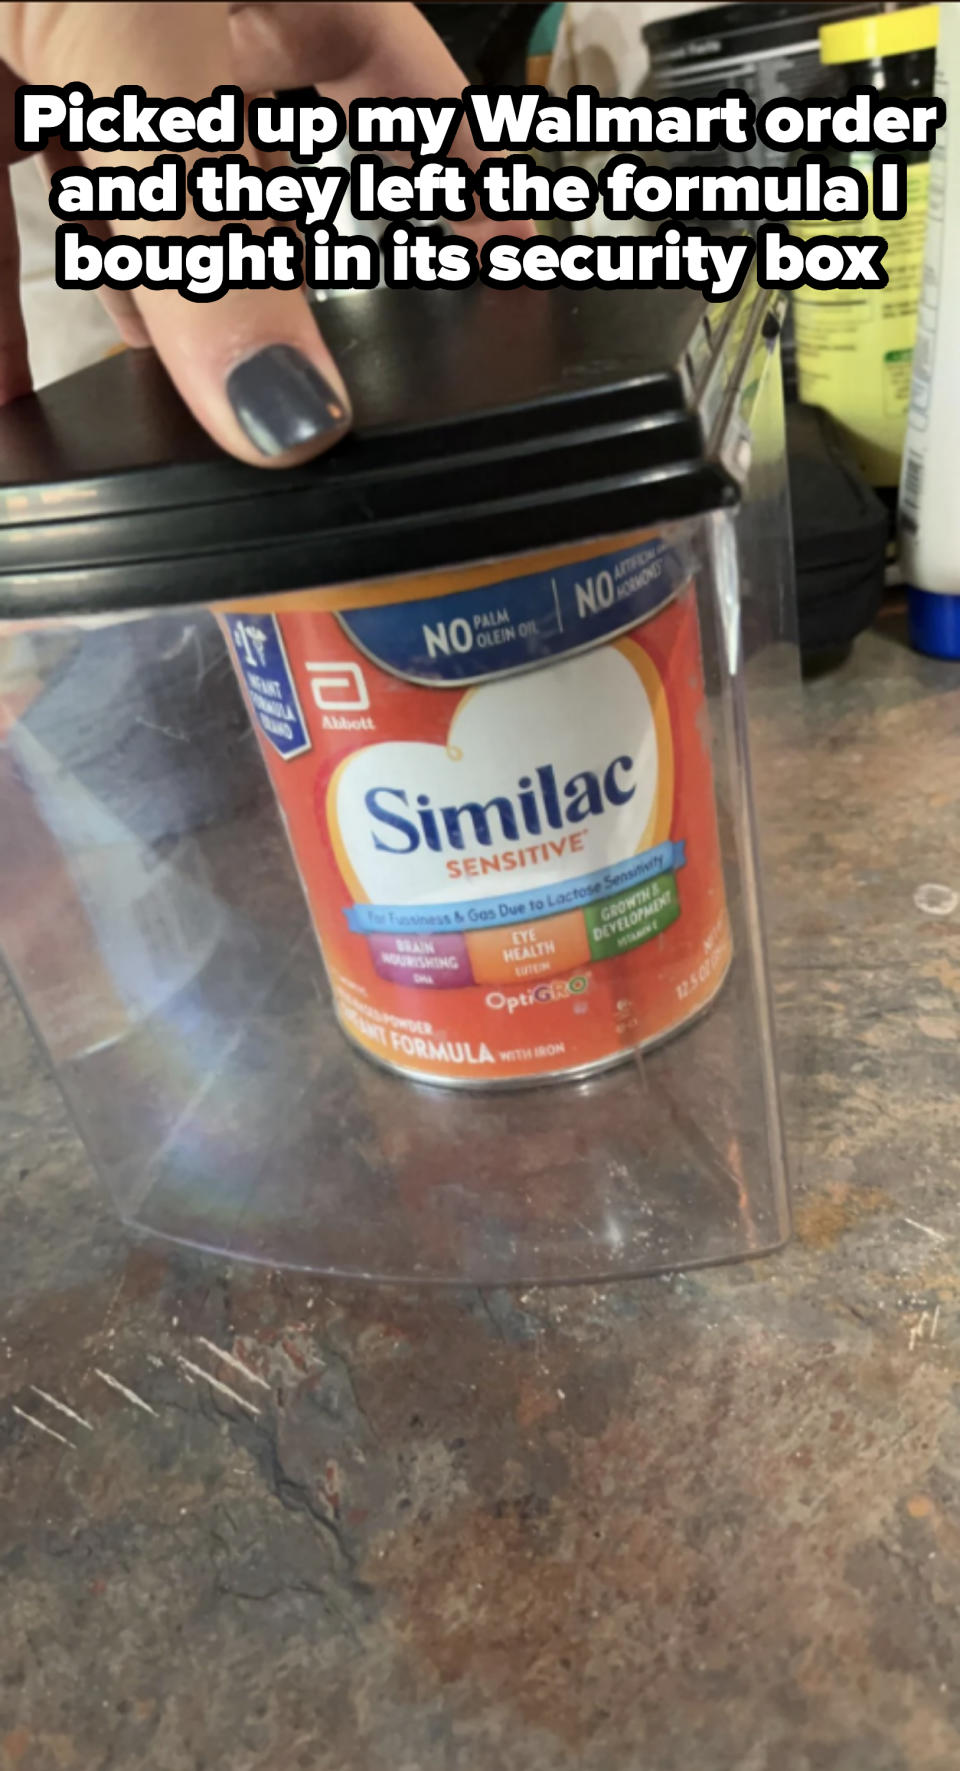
[226,345,348,457]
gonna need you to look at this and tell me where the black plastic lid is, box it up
[0,281,764,619]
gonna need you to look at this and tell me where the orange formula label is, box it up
[223,531,731,1085]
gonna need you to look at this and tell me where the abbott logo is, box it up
[306,661,370,711]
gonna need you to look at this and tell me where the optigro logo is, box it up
[485,976,589,1014]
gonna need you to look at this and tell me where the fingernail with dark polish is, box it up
[227,345,347,457]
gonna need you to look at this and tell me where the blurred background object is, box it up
[898,0,960,657]
[791,4,939,502]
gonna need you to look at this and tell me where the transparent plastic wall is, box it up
[0,378,795,1285]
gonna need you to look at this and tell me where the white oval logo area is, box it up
[331,646,660,906]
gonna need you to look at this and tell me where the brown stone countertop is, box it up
[2,611,959,1771]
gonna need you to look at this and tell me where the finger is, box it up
[246,102,295,177]
[96,283,152,349]
[40,145,150,346]
[229,1,537,243]
[6,2,351,466]
[44,121,278,344]
[0,166,33,401]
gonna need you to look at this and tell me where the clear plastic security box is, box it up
[0,281,794,1283]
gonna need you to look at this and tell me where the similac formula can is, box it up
[223,529,731,1087]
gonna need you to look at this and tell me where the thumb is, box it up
[119,274,352,468]
[8,1,351,466]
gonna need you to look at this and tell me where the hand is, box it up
[0,1,531,464]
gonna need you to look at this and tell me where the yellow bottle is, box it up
[793,4,939,490]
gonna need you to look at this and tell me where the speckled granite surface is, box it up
[1,614,959,1771]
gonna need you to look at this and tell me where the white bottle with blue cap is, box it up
[900,1,960,658]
